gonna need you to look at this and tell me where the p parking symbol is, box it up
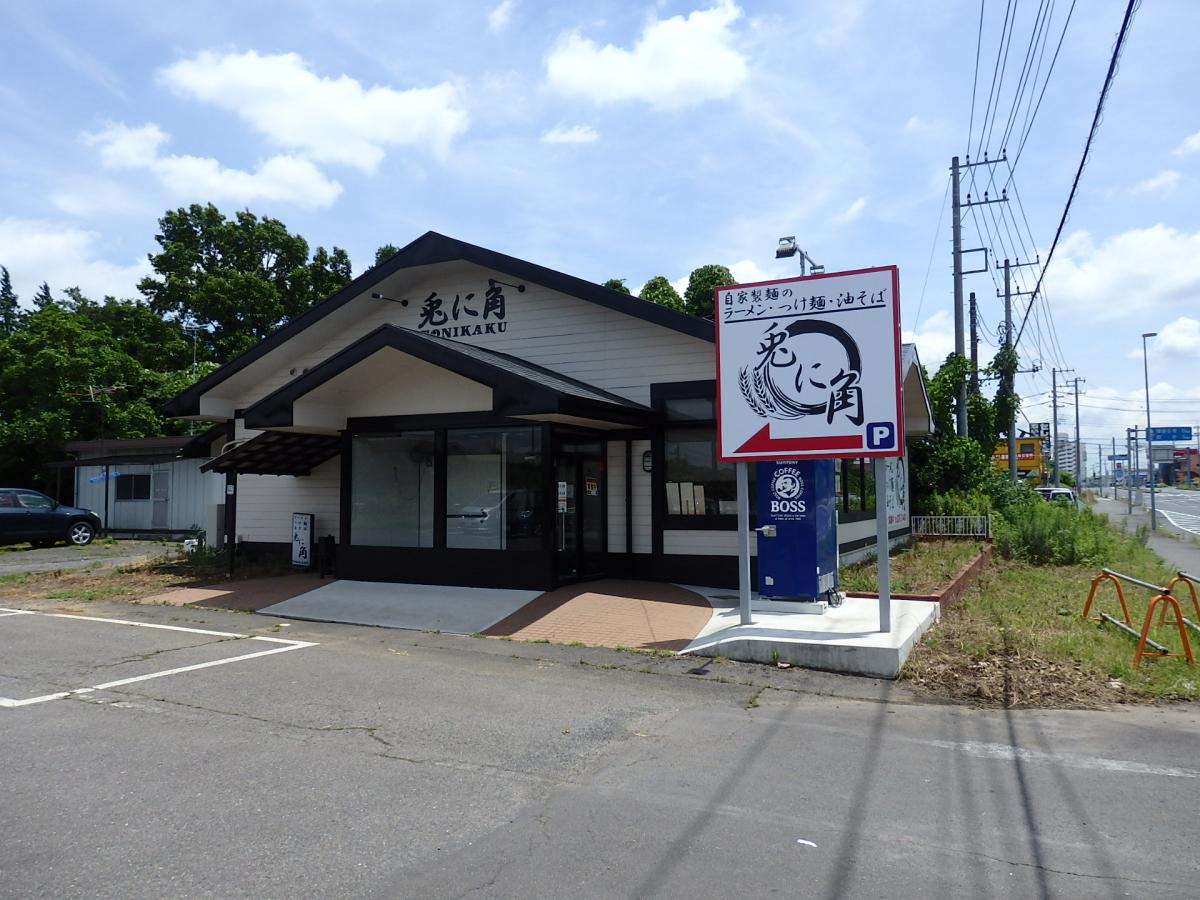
[866,422,896,450]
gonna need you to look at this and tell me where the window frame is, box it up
[115,473,152,502]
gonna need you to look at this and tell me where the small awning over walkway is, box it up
[201,431,341,476]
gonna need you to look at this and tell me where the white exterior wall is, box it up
[74,459,221,532]
[607,441,627,553]
[234,457,341,544]
[212,265,715,413]
[231,420,341,544]
[631,439,653,554]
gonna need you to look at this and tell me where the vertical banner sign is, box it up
[715,267,903,461]
[291,513,314,568]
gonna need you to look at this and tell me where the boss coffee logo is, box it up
[769,464,807,519]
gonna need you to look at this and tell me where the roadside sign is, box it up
[291,512,314,567]
[1107,454,1129,461]
[714,266,903,461]
[1148,426,1193,442]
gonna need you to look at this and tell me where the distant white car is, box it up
[1034,487,1077,506]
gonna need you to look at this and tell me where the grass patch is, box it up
[904,518,1199,706]
[47,585,132,602]
[839,539,983,595]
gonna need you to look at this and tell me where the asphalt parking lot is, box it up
[2,598,1198,899]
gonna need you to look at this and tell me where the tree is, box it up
[682,264,734,318]
[639,276,684,311]
[374,244,400,267]
[602,278,631,295]
[0,303,177,488]
[33,281,53,310]
[0,266,19,333]
[138,204,353,361]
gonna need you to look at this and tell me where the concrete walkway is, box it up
[484,580,713,650]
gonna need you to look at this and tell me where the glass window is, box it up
[838,458,875,520]
[115,474,151,501]
[351,432,435,547]
[664,427,741,516]
[664,398,714,422]
[446,426,543,550]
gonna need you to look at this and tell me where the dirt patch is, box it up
[904,643,1129,709]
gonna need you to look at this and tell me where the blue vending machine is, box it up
[755,459,840,606]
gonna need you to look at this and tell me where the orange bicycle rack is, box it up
[1080,569,1132,625]
[1082,568,1194,668]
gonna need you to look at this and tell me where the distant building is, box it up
[991,436,1047,481]
[1054,438,1087,480]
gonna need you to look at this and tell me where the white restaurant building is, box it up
[167,233,933,591]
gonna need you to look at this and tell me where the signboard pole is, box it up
[736,462,752,626]
[874,458,891,633]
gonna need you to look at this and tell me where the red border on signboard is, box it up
[713,265,904,462]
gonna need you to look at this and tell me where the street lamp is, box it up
[775,236,825,275]
[1143,331,1157,530]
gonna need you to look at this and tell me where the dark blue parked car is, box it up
[0,489,101,547]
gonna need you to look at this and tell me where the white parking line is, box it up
[0,607,317,708]
[1161,510,1200,537]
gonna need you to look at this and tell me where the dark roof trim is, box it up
[242,324,655,430]
[200,431,341,476]
[166,231,714,417]
[63,424,225,459]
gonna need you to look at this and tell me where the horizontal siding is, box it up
[220,266,715,411]
[607,441,627,553]
[664,530,760,557]
[631,440,652,554]
[234,457,341,544]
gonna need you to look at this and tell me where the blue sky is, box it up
[2,0,1199,461]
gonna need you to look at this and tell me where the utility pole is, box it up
[1112,435,1117,501]
[951,155,965,436]
[1126,428,1133,514]
[951,153,1005,437]
[1073,377,1084,490]
[969,291,979,394]
[1004,262,1016,482]
[1052,369,1059,487]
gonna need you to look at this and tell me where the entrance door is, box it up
[554,439,605,584]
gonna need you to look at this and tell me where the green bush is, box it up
[994,501,1117,565]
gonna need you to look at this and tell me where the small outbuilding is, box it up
[60,428,226,539]
[166,232,933,590]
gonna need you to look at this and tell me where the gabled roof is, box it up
[242,324,656,430]
[62,425,225,460]
[166,231,714,418]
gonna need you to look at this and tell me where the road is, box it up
[2,598,1197,899]
[0,540,171,576]
[1152,486,1200,540]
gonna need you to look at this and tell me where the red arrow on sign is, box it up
[734,424,864,455]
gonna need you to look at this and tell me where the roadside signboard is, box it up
[291,512,314,567]
[1148,426,1193,442]
[714,266,903,461]
[1107,454,1129,461]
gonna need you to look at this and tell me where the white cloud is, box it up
[1042,225,1200,321]
[546,1,748,109]
[1131,170,1182,194]
[0,218,150,301]
[833,196,867,224]
[488,0,515,31]
[728,259,786,284]
[902,309,955,366]
[541,124,599,144]
[86,123,343,209]
[1153,317,1200,359]
[161,50,469,170]
[1174,129,1200,156]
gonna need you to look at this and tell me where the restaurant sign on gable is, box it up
[414,279,525,338]
[715,266,903,461]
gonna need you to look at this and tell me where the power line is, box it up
[967,0,987,153]
[912,175,951,329]
[1014,0,1141,350]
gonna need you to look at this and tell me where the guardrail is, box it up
[911,515,991,539]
